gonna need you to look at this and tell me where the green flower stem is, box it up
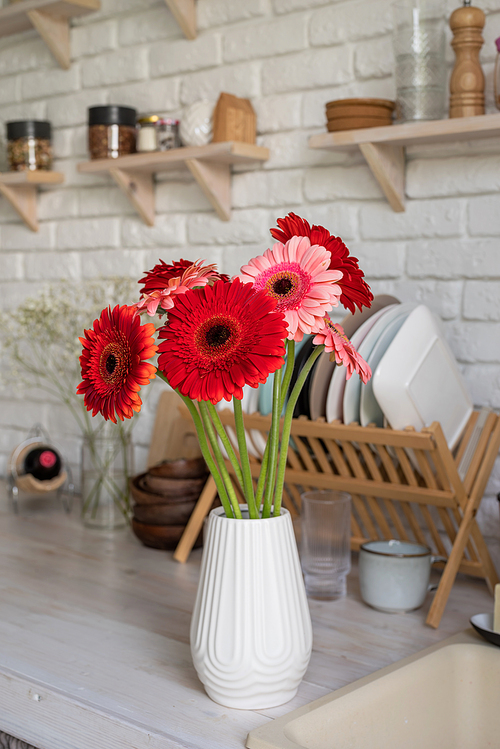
[255,340,294,516]
[206,402,245,491]
[254,440,270,513]
[199,402,242,519]
[261,368,282,519]
[176,391,235,519]
[273,344,325,517]
[280,339,295,412]
[232,397,258,518]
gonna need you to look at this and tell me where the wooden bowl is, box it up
[142,473,207,497]
[326,116,393,132]
[130,474,202,506]
[131,519,203,551]
[148,457,208,480]
[325,98,395,132]
[325,97,395,112]
[133,500,198,526]
[327,110,393,122]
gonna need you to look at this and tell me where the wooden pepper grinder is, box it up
[449,0,485,118]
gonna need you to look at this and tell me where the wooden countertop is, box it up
[0,487,494,749]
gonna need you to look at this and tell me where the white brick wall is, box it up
[0,0,500,553]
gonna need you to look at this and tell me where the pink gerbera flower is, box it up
[237,236,343,342]
[313,318,371,384]
[134,260,219,317]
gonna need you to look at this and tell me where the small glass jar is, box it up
[7,120,52,171]
[157,118,180,151]
[137,115,159,152]
[88,105,137,160]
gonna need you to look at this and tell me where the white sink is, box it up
[247,630,500,749]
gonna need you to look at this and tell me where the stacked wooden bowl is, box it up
[325,98,395,132]
[130,457,209,550]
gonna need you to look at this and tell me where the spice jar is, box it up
[137,115,159,152]
[7,120,52,171]
[157,118,180,151]
[88,105,137,160]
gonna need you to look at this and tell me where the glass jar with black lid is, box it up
[7,120,52,171]
[88,105,137,160]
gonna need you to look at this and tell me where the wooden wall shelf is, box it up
[309,112,500,212]
[0,0,100,69]
[164,0,196,40]
[77,141,270,224]
[0,170,64,231]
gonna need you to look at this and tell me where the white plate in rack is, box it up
[359,306,414,427]
[343,303,414,426]
[372,305,473,449]
[326,304,399,423]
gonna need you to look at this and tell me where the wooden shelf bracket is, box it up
[359,142,405,213]
[27,8,70,69]
[185,158,231,221]
[0,0,100,69]
[0,171,64,232]
[164,0,196,40]
[109,169,155,227]
[0,183,39,232]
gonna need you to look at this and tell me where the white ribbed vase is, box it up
[190,506,313,710]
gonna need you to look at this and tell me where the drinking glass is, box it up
[392,0,446,121]
[300,490,351,600]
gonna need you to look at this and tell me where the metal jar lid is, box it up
[88,105,137,127]
[6,120,52,140]
[137,115,160,125]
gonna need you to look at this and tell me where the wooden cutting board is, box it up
[147,390,202,468]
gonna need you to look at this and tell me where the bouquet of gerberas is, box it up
[77,213,373,521]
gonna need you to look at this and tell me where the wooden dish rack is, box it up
[174,409,500,629]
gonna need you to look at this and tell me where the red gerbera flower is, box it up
[270,213,373,315]
[157,278,288,404]
[77,305,157,423]
[139,258,228,295]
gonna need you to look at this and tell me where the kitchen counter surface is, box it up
[0,486,495,749]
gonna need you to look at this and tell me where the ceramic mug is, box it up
[359,539,445,613]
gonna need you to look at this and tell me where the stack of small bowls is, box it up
[325,98,395,132]
[130,457,210,550]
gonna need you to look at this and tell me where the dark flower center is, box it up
[194,314,242,365]
[273,278,293,296]
[98,339,130,387]
[106,354,117,374]
[206,324,231,348]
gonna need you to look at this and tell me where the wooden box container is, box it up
[212,92,256,144]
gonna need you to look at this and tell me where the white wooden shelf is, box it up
[309,112,500,212]
[0,170,64,231]
[164,0,196,40]
[77,141,270,224]
[0,0,100,69]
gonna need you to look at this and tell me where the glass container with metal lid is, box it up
[137,115,160,153]
[88,105,137,160]
[7,120,52,171]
